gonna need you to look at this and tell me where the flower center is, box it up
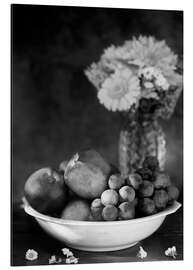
[108,80,128,100]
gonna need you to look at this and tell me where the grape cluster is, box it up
[90,173,137,221]
[135,156,179,217]
[90,156,179,221]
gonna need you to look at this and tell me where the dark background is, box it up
[12,4,183,204]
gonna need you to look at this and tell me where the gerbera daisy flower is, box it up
[126,36,178,78]
[97,69,140,112]
[85,35,182,115]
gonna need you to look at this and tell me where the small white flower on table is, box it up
[25,249,38,261]
[61,248,73,257]
[137,246,147,259]
[61,248,70,255]
[66,256,79,264]
[48,255,62,264]
[165,246,177,259]
[61,247,79,264]
[48,255,57,264]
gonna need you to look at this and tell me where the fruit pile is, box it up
[89,156,179,221]
[24,149,179,221]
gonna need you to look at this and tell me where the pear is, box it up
[64,153,108,199]
[78,149,111,176]
[24,167,68,215]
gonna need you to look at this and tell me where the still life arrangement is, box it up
[23,149,181,252]
[85,35,183,176]
[22,35,182,260]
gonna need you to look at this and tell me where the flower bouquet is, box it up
[85,36,183,177]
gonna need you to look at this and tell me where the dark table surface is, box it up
[11,202,183,266]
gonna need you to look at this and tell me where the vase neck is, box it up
[121,111,157,130]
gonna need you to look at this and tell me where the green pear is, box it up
[64,153,108,199]
[24,167,68,214]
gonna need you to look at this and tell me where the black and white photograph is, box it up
[11,3,183,266]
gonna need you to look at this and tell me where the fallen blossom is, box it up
[137,246,147,259]
[66,256,79,264]
[48,255,57,264]
[66,251,74,257]
[61,248,74,257]
[48,255,62,264]
[25,249,38,261]
[61,248,70,255]
[165,246,177,259]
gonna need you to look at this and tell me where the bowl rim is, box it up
[23,197,181,226]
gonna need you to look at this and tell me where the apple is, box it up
[24,167,68,215]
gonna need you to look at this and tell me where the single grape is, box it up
[118,202,135,220]
[90,206,103,221]
[153,189,169,210]
[126,173,143,190]
[90,198,103,221]
[101,189,119,206]
[138,198,156,216]
[136,167,153,181]
[91,198,103,208]
[138,181,154,197]
[167,185,179,202]
[102,205,118,221]
[154,173,171,189]
[142,156,159,172]
[108,174,125,190]
[119,186,135,203]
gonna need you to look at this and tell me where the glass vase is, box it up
[118,115,166,177]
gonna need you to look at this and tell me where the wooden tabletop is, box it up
[11,202,183,266]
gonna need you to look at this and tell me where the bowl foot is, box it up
[66,241,139,252]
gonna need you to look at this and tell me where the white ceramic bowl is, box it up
[24,200,181,252]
